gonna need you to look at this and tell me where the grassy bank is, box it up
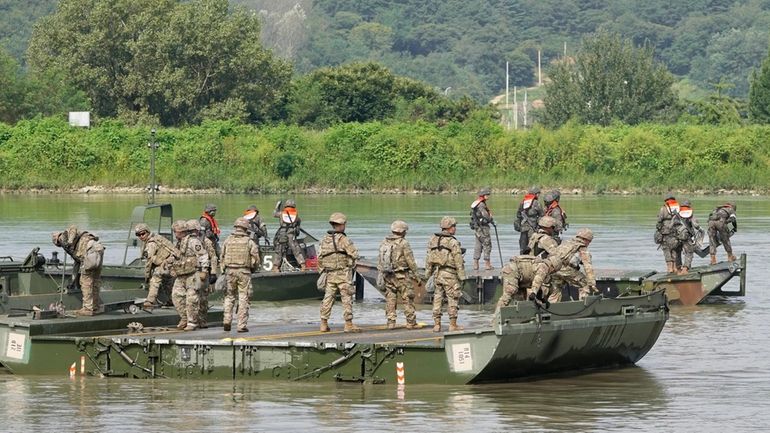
[1,117,769,192]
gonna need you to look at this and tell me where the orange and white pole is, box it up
[80,356,85,375]
[396,362,405,385]
[69,362,76,378]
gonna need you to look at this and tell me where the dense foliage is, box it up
[27,0,292,126]
[749,46,770,123]
[542,32,677,127]
[1,117,768,192]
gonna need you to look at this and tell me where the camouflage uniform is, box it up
[244,205,268,244]
[515,188,544,254]
[425,217,466,332]
[470,189,493,270]
[708,203,737,262]
[273,201,306,270]
[199,204,221,258]
[318,215,359,329]
[53,225,105,315]
[494,255,540,314]
[138,226,178,308]
[172,222,209,330]
[655,196,680,273]
[544,192,567,243]
[221,219,260,332]
[378,221,419,328]
[672,200,703,271]
[189,219,219,329]
[530,230,597,302]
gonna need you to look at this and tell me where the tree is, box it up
[27,0,292,126]
[542,31,676,127]
[749,44,770,123]
[0,48,27,123]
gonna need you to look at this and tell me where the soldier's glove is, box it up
[209,273,218,285]
[198,271,208,282]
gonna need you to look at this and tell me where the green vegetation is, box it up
[1,117,769,192]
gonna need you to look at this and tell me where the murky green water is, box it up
[0,193,768,431]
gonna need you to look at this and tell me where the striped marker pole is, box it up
[69,362,76,378]
[80,356,85,375]
[396,362,405,385]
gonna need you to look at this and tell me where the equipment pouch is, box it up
[82,243,104,271]
[316,271,327,292]
[376,272,385,291]
[513,219,522,232]
[653,230,663,245]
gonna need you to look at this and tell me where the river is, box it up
[0,193,767,432]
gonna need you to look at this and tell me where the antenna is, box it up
[148,129,158,205]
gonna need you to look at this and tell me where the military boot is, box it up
[449,318,464,332]
[677,266,689,275]
[223,322,231,332]
[387,320,396,330]
[710,254,717,265]
[432,318,441,333]
[184,323,198,332]
[472,260,479,271]
[484,260,493,270]
[728,254,737,262]
[343,320,361,333]
[319,319,330,332]
[406,320,419,330]
[665,262,675,273]
[176,321,187,330]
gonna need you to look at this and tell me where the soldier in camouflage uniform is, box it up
[425,216,466,332]
[470,187,494,271]
[135,223,178,310]
[199,204,221,258]
[243,204,268,245]
[528,216,559,258]
[493,255,541,316]
[188,219,217,328]
[544,190,567,243]
[655,194,681,274]
[515,187,544,254]
[273,199,306,271]
[673,199,703,274]
[378,220,419,330]
[318,212,360,333]
[708,201,737,264]
[221,218,260,333]
[530,228,598,302]
[52,225,105,316]
[171,220,209,331]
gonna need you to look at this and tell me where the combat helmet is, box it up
[53,225,80,247]
[680,199,691,207]
[172,220,188,232]
[538,216,556,228]
[528,186,541,195]
[390,220,408,233]
[543,193,554,204]
[329,212,347,225]
[551,189,561,202]
[440,216,457,229]
[663,193,675,201]
[576,228,594,242]
[478,187,491,196]
[204,203,217,213]
[186,219,201,232]
[134,223,151,236]
[726,201,737,210]
[234,217,249,230]
[284,199,296,208]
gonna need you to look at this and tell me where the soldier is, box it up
[514,187,544,254]
[273,199,306,271]
[528,216,559,258]
[51,225,105,316]
[673,199,704,275]
[243,204,268,245]
[529,228,598,302]
[470,187,494,271]
[199,203,221,258]
[655,194,681,273]
[708,201,738,264]
[378,220,419,330]
[425,216,466,332]
[544,190,567,242]
[135,223,178,310]
[171,219,209,331]
[318,212,360,333]
[494,255,541,316]
[221,218,260,333]
[188,219,217,329]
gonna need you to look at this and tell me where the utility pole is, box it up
[537,49,542,86]
[148,128,158,205]
[505,61,510,130]
[523,90,528,127]
[513,86,518,130]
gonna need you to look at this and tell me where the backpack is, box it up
[378,240,395,275]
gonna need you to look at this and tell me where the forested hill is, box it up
[4,0,770,101]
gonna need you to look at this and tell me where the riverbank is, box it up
[2,117,769,193]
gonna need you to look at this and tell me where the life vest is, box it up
[201,212,220,235]
[664,199,680,215]
[545,201,567,225]
[281,208,299,226]
[521,193,536,210]
[243,210,257,220]
[678,205,693,219]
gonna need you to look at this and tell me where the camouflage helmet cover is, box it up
[663,193,675,201]
[390,220,409,233]
[172,220,188,232]
[204,203,217,212]
[528,186,541,195]
[284,199,296,208]
[134,223,151,235]
[186,219,201,231]
[543,193,554,204]
[54,225,80,246]
[576,228,594,242]
[551,189,561,201]
[440,216,457,229]
[680,199,691,207]
[478,187,491,196]
[538,216,557,228]
[234,217,249,230]
[329,212,347,224]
